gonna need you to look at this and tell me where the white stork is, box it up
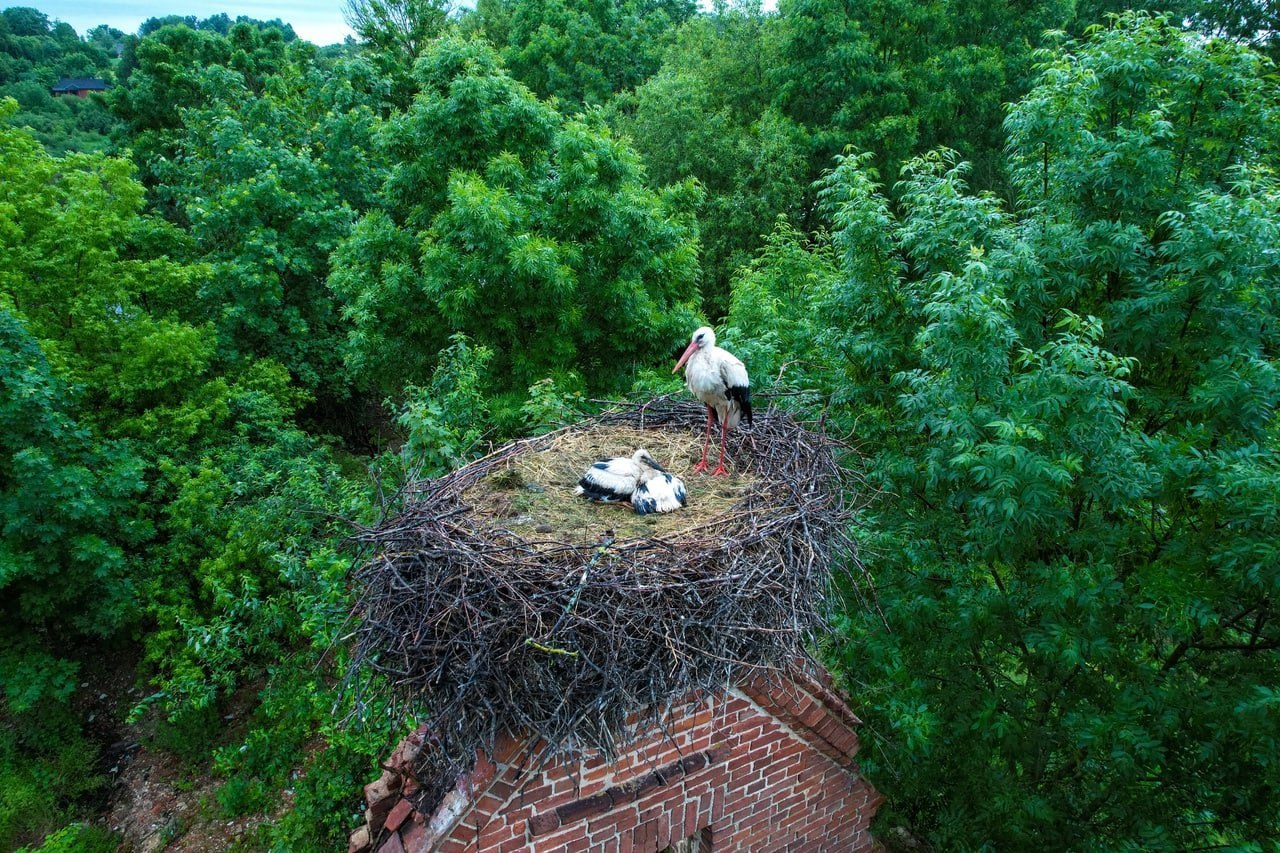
[632,471,688,515]
[672,326,752,476]
[575,449,687,514]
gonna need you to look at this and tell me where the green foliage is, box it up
[522,373,587,434]
[332,35,702,399]
[0,307,145,709]
[610,8,807,317]
[343,0,451,106]
[2,93,377,847]
[113,25,392,424]
[4,0,1280,847]
[153,74,357,398]
[0,9,119,154]
[0,703,107,851]
[467,0,695,111]
[112,22,296,171]
[396,333,492,474]
[18,822,118,853]
[210,666,396,850]
[726,15,1280,847]
[722,216,837,387]
[772,0,1075,194]
[0,99,223,448]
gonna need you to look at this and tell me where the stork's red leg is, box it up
[712,413,730,476]
[692,405,713,473]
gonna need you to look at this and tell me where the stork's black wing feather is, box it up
[726,383,753,426]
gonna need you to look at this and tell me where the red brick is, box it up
[366,796,397,835]
[652,818,672,852]
[377,832,405,853]
[529,810,562,836]
[388,726,429,773]
[653,762,685,786]
[364,776,398,809]
[795,704,828,731]
[605,779,640,806]
[384,798,414,833]
[473,793,505,821]
[633,819,657,851]
[771,791,804,815]
[487,774,520,803]
[479,819,519,846]
[697,790,713,824]
[678,751,708,776]
[588,806,639,836]
[632,772,663,800]
[517,782,556,805]
[472,750,497,787]
[813,713,847,739]
[698,766,729,790]
[556,791,614,824]
[710,786,726,823]
[824,722,855,747]
[399,820,426,852]
[681,799,701,841]
[354,668,881,853]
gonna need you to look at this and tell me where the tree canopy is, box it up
[3,2,1279,850]
[723,15,1280,845]
[331,35,701,409]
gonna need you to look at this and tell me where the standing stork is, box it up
[673,326,752,476]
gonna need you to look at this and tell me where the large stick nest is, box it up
[344,396,862,804]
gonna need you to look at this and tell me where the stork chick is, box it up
[574,449,687,514]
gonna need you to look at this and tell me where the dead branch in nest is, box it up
[341,395,867,810]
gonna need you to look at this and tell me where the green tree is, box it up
[772,0,1075,195]
[0,100,216,443]
[331,36,702,409]
[112,22,295,176]
[728,14,1280,847]
[0,7,48,38]
[610,4,806,317]
[0,11,119,154]
[343,0,452,107]
[466,0,695,111]
[154,72,358,402]
[0,309,145,711]
[113,27,391,425]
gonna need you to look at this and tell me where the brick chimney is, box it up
[351,662,882,852]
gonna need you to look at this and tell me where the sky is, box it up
[34,0,765,48]
[36,0,357,45]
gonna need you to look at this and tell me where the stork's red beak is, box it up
[673,341,698,373]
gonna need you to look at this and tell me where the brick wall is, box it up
[353,669,882,852]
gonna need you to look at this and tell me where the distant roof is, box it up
[50,78,111,92]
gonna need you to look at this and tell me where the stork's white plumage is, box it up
[574,449,686,514]
[673,326,752,476]
[632,472,688,515]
